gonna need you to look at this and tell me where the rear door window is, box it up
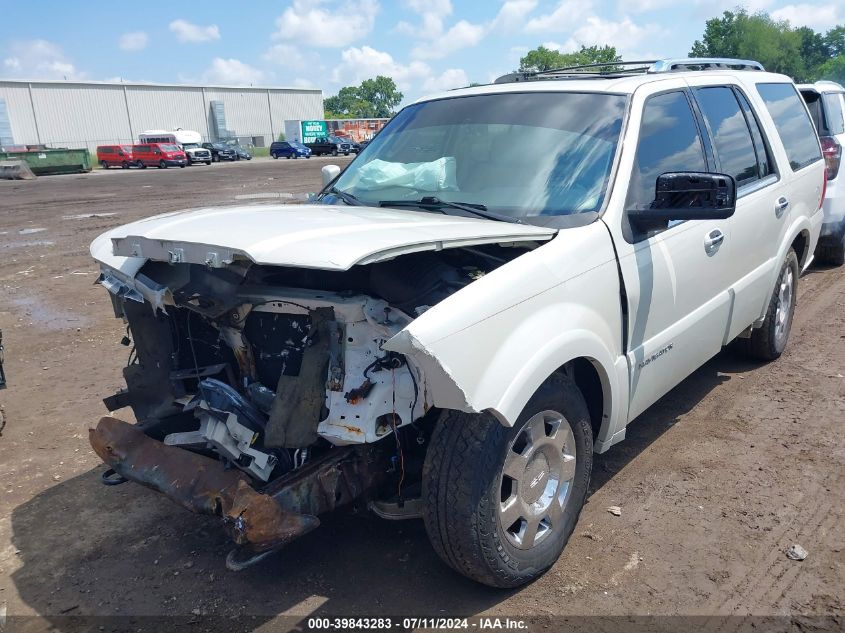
[756,83,822,170]
[823,93,845,135]
[694,86,759,186]
[626,91,708,212]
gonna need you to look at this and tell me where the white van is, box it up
[138,129,212,165]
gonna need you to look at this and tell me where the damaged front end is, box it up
[89,208,552,568]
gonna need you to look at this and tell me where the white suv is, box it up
[799,81,845,265]
[89,59,825,587]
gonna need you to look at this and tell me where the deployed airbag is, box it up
[356,157,458,192]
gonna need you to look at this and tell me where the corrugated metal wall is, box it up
[0,80,323,151]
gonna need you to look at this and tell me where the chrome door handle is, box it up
[775,196,789,217]
[704,229,725,251]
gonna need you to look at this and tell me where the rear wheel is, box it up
[422,374,592,588]
[100,160,109,170]
[137,161,146,169]
[742,248,799,361]
[121,161,129,169]
[815,226,845,266]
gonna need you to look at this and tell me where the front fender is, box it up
[385,222,627,443]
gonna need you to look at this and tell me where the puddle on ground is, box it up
[62,213,117,220]
[2,240,55,249]
[9,295,91,331]
[18,228,47,235]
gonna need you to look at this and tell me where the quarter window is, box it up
[734,90,773,179]
[626,91,707,212]
[823,93,845,135]
[756,83,822,171]
[695,87,759,186]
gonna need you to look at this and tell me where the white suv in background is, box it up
[800,81,845,265]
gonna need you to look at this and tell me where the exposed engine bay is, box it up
[91,240,541,566]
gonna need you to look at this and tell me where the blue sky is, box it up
[3,0,843,104]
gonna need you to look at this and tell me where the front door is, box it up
[609,88,737,420]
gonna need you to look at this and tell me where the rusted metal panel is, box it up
[89,416,319,549]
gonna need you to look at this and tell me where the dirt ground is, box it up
[0,158,843,632]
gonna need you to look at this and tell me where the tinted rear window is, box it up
[695,87,759,186]
[756,83,821,170]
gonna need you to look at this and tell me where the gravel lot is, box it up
[0,157,843,631]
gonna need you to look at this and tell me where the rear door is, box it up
[688,81,786,337]
[609,83,738,420]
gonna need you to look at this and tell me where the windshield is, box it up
[330,91,627,219]
[183,143,200,149]
[290,141,306,149]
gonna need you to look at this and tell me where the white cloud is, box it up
[119,31,148,52]
[770,3,845,30]
[332,46,430,91]
[423,68,470,92]
[542,17,664,57]
[412,20,487,60]
[1,40,84,80]
[524,0,593,33]
[169,19,220,43]
[273,0,378,48]
[202,58,264,85]
[263,43,320,72]
[491,0,539,31]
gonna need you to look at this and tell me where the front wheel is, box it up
[742,248,799,361]
[212,155,219,163]
[422,374,592,588]
[158,160,166,169]
[272,153,279,159]
[332,149,338,156]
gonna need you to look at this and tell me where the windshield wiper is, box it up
[325,186,364,206]
[378,196,524,224]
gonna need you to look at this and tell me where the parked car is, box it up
[799,81,845,265]
[96,145,135,169]
[89,58,824,588]
[305,136,351,156]
[228,144,253,161]
[270,140,312,159]
[131,143,187,168]
[343,138,362,153]
[139,130,211,165]
[201,142,238,162]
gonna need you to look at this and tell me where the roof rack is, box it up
[495,57,765,84]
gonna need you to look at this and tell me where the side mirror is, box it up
[321,164,341,187]
[628,172,736,229]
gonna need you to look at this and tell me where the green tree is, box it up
[519,44,620,73]
[690,10,808,79]
[324,76,402,119]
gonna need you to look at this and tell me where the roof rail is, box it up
[649,58,765,72]
[494,57,765,84]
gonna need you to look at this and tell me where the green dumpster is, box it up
[0,149,92,175]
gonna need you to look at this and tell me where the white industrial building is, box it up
[0,79,323,151]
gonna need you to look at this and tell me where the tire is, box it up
[205,161,211,166]
[179,164,185,168]
[815,227,845,267]
[422,374,593,588]
[100,160,109,170]
[121,161,129,169]
[213,154,219,163]
[137,161,146,169]
[742,248,800,361]
[332,149,338,156]
[272,153,279,159]
[158,160,167,169]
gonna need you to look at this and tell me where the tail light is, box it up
[820,136,841,181]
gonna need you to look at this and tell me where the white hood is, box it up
[91,204,556,276]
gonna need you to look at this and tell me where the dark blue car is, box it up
[270,140,312,159]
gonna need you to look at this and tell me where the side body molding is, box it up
[384,221,629,450]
